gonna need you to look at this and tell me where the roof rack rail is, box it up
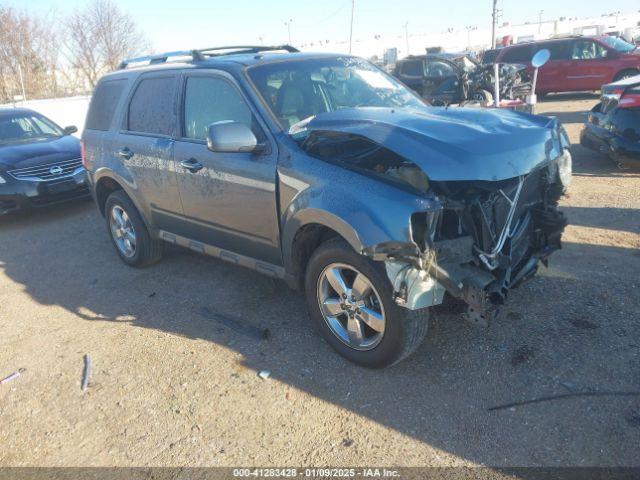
[196,45,299,57]
[117,45,300,70]
[118,50,204,70]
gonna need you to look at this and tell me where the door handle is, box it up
[180,158,204,173]
[117,148,134,160]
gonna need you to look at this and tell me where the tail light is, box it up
[618,86,640,109]
[80,140,87,169]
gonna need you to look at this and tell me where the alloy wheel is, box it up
[109,205,137,258]
[316,263,386,351]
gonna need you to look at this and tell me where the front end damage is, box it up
[365,160,569,326]
[298,106,571,324]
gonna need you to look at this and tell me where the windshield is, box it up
[248,57,426,130]
[600,36,636,53]
[0,112,64,145]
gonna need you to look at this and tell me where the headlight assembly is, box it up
[557,149,572,189]
[0,174,6,185]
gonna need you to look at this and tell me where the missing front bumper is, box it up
[384,256,538,326]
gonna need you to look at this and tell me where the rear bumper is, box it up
[610,135,640,166]
[581,126,640,166]
[0,169,90,215]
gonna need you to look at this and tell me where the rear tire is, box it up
[105,190,163,267]
[304,238,429,368]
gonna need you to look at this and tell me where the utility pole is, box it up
[538,10,544,34]
[466,26,473,51]
[349,0,355,54]
[491,0,498,48]
[285,19,293,45]
[17,63,26,102]
[403,22,410,55]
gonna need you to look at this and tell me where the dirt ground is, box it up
[1,95,639,469]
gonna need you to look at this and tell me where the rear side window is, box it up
[127,76,177,136]
[86,79,126,131]
[501,45,533,63]
[401,60,424,77]
[539,41,569,61]
[425,60,456,77]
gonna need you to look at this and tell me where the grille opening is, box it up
[8,158,83,182]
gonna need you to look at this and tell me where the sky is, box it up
[7,0,640,52]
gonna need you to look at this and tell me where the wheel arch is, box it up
[613,68,640,82]
[95,175,125,216]
[93,170,156,236]
[283,211,364,290]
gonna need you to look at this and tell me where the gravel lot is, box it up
[1,95,639,468]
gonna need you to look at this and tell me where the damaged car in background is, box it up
[84,48,571,368]
[581,73,640,169]
[393,53,532,105]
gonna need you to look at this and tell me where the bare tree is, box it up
[0,7,59,102]
[63,0,150,89]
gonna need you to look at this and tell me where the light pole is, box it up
[349,0,355,54]
[285,19,293,45]
[403,22,409,55]
[466,26,474,51]
[17,62,27,102]
[491,0,498,49]
[538,10,544,34]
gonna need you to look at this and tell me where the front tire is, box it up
[613,69,639,82]
[105,190,163,267]
[304,238,429,368]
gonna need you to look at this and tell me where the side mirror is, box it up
[63,125,78,135]
[531,49,551,69]
[528,49,551,111]
[206,122,264,153]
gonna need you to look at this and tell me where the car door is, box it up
[113,73,183,229]
[565,39,611,91]
[533,41,570,93]
[423,58,460,103]
[173,71,281,265]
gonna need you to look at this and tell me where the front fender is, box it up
[278,155,441,277]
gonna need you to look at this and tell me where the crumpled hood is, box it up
[300,106,566,181]
[0,135,80,170]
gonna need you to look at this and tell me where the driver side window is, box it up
[183,76,253,140]
[571,40,607,60]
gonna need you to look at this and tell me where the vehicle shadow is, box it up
[562,206,640,235]
[568,142,640,178]
[542,92,600,103]
[540,110,590,125]
[1,201,639,468]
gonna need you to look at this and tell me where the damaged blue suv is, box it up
[83,46,571,368]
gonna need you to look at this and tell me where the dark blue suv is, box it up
[0,108,87,215]
[83,46,571,368]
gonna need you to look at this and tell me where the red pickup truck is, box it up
[495,36,640,97]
